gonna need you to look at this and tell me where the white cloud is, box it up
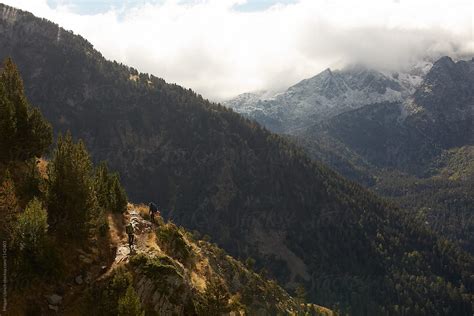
[3,0,473,100]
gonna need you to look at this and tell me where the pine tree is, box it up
[0,171,19,241]
[47,132,97,238]
[0,58,52,162]
[294,283,307,305]
[15,198,48,257]
[0,67,17,161]
[94,162,127,213]
[26,107,53,160]
[110,173,127,213]
[94,162,111,211]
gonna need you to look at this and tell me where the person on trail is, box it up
[149,202,158,223]
[126,222,135,250]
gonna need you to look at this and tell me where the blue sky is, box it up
[46,0,297,14]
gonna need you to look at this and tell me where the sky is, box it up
[3,0,474,100]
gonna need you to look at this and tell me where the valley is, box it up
[0,2,473,315]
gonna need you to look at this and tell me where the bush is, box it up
[15,198,48,255]
[156,223,192,262]
[130,253,182,281]
[83,268,133,316]
[118,285,144,316]
[13,197,60,280]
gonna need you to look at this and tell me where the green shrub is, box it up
[84,268,133,316]
[118,285,144,316]
[130,253,182,281]
[156,223,191,262]
[15,198,48,256]
[13,197,60,280]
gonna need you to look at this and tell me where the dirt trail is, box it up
[103,207,160,278]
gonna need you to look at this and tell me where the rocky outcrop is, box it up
[103,205,328,315]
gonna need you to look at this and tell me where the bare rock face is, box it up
[412,56,474,147]
[225,64,425,133]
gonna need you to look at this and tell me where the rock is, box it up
[46,294,62,305]
[75,275,83,285]
[48,304,59,312]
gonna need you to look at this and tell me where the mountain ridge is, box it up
[224,60,434,133]
[1,4,473,314]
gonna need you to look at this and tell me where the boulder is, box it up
[75,275,83,285]
[46,294,62,305]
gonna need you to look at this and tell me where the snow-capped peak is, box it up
[224,60,433,133]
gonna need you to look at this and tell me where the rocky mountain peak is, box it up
[432,55,455,69]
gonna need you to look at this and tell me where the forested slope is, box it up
[1,4,473,314]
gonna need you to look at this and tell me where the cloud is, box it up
[3,0,473,100]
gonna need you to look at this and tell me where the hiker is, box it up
[149,202,158,223]
[126,222,135,250]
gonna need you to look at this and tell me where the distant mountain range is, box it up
[227,56,474,254]
[225,60,433,133]
[1,3,473,314]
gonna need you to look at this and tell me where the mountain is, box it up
[225,62,432,133]
[410,56,473,148]
[13,202,331,315]
[1,4,473,314]
[0,58,331,315]
[301,56,474,254]
[228,53,473,256]
[305,57,473,171]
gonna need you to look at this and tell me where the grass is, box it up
[130,253,184,281]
